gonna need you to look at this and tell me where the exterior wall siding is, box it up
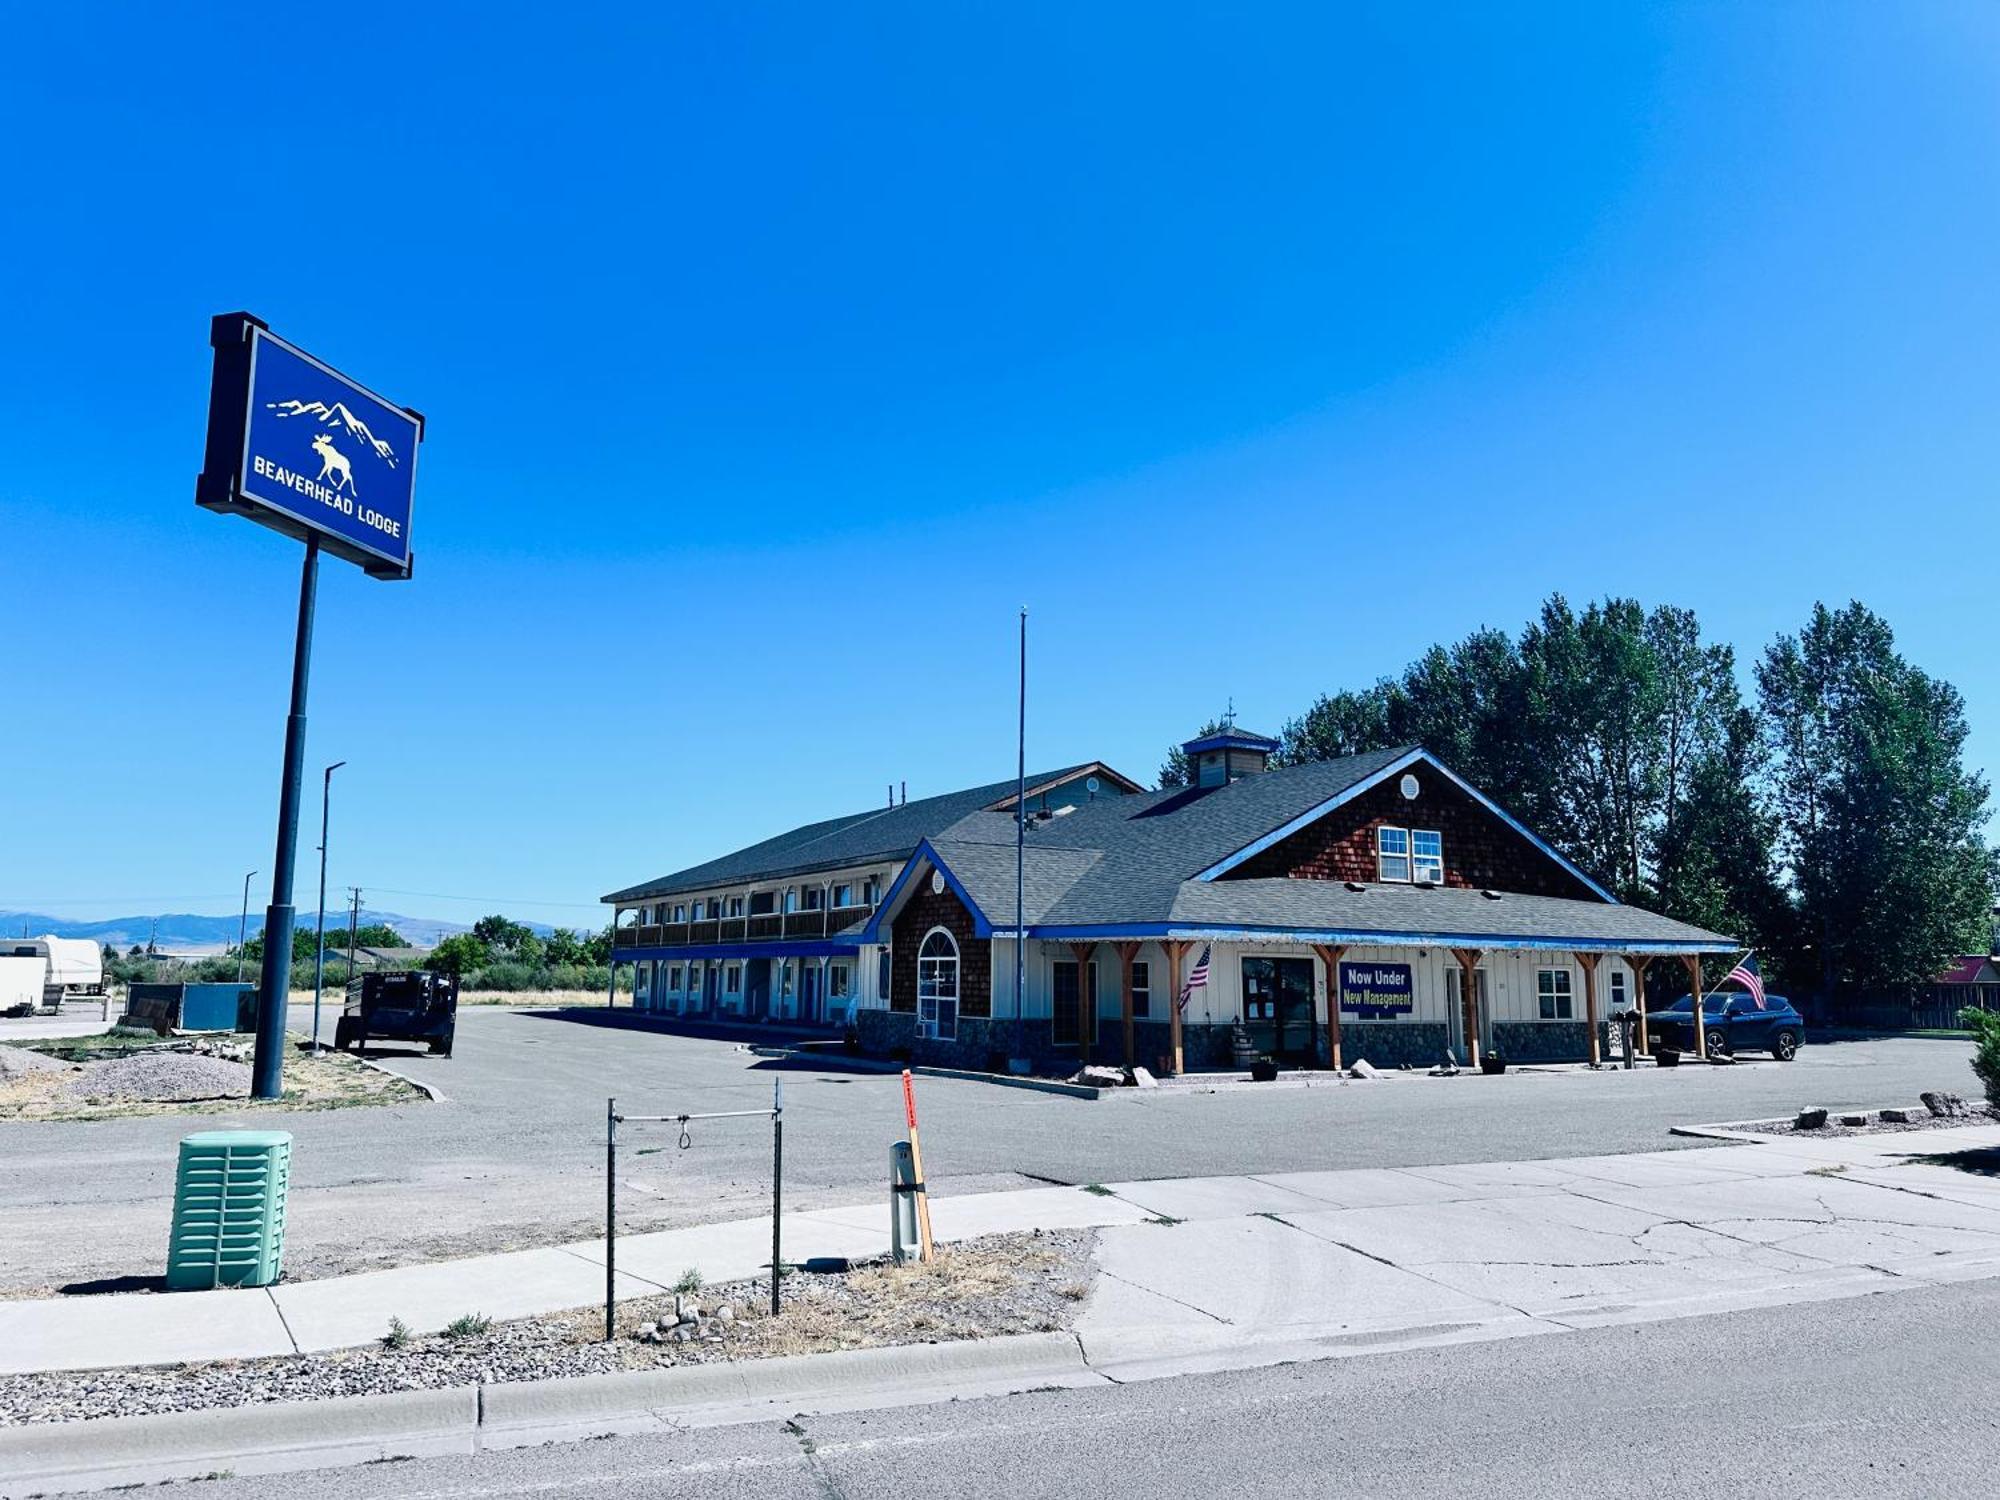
[1222,771,1599,900]
[890,880,992,1020]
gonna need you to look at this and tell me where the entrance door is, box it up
[1052,960,1097,1048]
[1445,967,1491,1060]
[801,964,820,1025]
[1242,956,1316,1064]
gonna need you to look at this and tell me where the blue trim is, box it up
[616,939,864,962]
[1007,921,1715,955]
[1182,729,1281,756]
[858,838,993,942]
[1192,749,1619,906]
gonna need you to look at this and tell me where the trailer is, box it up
[0,937,105,999]
[0,955,44,1014]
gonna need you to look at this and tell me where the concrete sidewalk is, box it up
[4,1124,1998,1377]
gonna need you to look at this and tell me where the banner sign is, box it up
[1339,961,1413,1018]
[197,313,422,579]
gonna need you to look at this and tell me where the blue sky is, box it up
[1,4,1994,930]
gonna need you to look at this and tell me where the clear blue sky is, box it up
[2,4,1994,930]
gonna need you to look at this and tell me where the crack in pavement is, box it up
[1097,1267,1235,1324]
[783,1417,849,1500]
[1253,1211,1543,1322]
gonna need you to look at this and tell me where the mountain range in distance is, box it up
[0,909,567,951]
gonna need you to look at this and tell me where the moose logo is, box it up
[265,396,400,499]
[309,432,357,496]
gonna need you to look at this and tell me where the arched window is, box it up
[917,927,960,1041]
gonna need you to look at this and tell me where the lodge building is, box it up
[604,730,1735,1072]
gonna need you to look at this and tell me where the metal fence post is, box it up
[604,1096,617,1342]
[771,1076,783,1316]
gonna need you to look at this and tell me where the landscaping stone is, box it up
[1839,1113,1868,1127]
[1794,1107,1828,1130]
[1921,1091,1969,1118]
[1879,1108,1913,1124]
[1130,1067,1158,1089]
[1348,1059,1383,1080]
[1071,1065,1125,1089]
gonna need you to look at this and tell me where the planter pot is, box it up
[1656,1048,1681,1068]
[1250,1059,1279,1083]
[1480,1054,1506,1075]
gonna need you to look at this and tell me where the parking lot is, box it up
[0,1006,1978,1294]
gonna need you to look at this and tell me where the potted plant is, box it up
[1250,1055,1279,1083]
[1480,1050,1506,1075]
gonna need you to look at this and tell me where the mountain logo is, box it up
[265,398,400,469]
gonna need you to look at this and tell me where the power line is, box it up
[356,884,607,910]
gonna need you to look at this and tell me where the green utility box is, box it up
[165,1130,292,1290]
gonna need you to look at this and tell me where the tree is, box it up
[471,915,534,950]
[1758,602,1995,998]
[1278,684,1394,765]
[424,933,490,977]
[544,928,586,966]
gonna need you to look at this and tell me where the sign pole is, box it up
[902,1069,935,1262]
[252,535,319,1100]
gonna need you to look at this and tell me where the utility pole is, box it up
[1012,606,1028,1070]
[347,888,362,974]
[312,761,346,1050]
[236,870,259,982]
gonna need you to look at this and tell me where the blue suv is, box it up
[1646,993,1804,1061]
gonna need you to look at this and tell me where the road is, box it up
[0,1007,1977,1291]
[163,1277,2000,1499]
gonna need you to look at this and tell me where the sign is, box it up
[197,313,422,578]
[1339,961,1413,1018]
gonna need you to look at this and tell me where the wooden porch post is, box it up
[1309,944,1348,1073]
[1573,951,1601,1067]
[1449,947,1483,1069]
[1684,954,1707,1058]
[1114,941,1142,1068]
[1627,954,1650,1056]
[1163,939,1190,1076]
[1067,942,1098,1068]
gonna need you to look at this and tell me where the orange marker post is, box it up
[902,1069,936,1262]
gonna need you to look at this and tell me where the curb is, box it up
[0,1335,1094,1497]
[746,1046,1106,1100]
[350,1052,447,1103]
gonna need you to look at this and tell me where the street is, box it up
[0,1009,1977,1291]
[159,1277,2000,1499]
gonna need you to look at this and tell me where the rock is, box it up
[715,1304,734,1323]
[1921,1091,1969,1118]
[1348,1058,1382,1080]
[666,1325,690,1344]
[1794,1107,1828,1130]
[1839,1113,1868,1127]
[636,1321,657,1339]
[1879,1107,1913,1124]
[675,1295,701,1321]
[1070,1065,1125,1088]
[1130,1067,1158,1089]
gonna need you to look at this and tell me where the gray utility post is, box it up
[236,869,258,983]
[312,761,346,1051]
[347,887,361,972]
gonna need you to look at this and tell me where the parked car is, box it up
[336,971,458,1056]
[1646,992,1803,1060]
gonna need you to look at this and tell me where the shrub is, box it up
[1960,1007,2000,1109]
[383,1316,412,1348]
[442,1312,493,1339]
[672,1268,703,1294]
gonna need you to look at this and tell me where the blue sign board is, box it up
[1339,961,1413,1018]
[197,314,422,579]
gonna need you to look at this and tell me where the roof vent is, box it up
[1480,888,1502,901]
[1344,881,1366,893]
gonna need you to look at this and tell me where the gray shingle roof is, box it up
[602,765,1110,903]
[900,747,1737,951]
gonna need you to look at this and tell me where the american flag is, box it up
[1178,944,1211,1013]
[1724,954,1766,1009]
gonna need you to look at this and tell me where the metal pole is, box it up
[605,1096,617,1342]
[347,887,360,972]
[771,1076,783,1316]
[236,870,257,983]
[1013,606,1027,1063]
[253,535,320,1100]
[313,761,345,1051]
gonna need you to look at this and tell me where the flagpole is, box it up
[1011,607,1027,1070]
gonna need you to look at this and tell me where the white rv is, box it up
[0,936,104,1008]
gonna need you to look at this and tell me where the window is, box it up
[636,964,652,998]
[1130,960,1152,1018]
[1053,960,1098,1046]
[668,964,683,992]
[1609,970,1629,1012]
[783,889,797,913]
[863,877,880,904]
[878,949,892,1001]
[802,887,824,911]
[1377,826,1411,882]
[917,927,960,1040]
[672,904,686,923]
[725,964,742,995]
[728,896,744,918]
[1537,968,1573,1020]
[832,884,853,908]
[830,964,850,999]
[1411,829,1443,885]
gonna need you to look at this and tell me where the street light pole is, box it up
[313,760,347,1051]
[236,869,258,983]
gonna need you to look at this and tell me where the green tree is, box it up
[424,932,491,977]
[1758,601,1995,998]
[1277,684,1395,765]
[471,914,534,950]
[544,928,585,965]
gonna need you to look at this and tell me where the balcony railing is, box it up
[616,905,878,949]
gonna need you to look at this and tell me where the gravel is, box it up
[1735,1103,1995,1139]
[0,1229,1096,1427]
[60,1053,252,1103]
[0,1049,71,1082]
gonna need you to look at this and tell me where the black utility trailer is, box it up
[336,971,458,1056]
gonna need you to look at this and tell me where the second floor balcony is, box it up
[615,903,878,951]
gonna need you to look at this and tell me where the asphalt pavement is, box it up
[0,1006,1978,1292]
[150,1276,2000,1499]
